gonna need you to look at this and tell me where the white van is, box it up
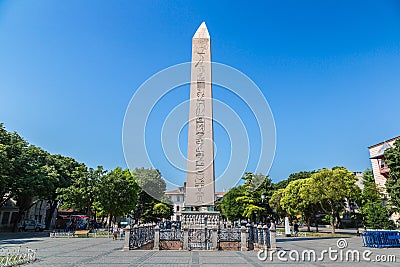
[17,219,45,232]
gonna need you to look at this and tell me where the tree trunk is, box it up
[306,217,311,232]
[45,200,58,229]
[336,212,341,229]
[331,211,336,234]
[100,215,105,227]
[13,210,24,232]
[314,214,319,232]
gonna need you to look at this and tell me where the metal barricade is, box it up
[362,230,400,248]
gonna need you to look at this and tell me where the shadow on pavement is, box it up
[277,236,354,242]
[0,232,49,241]
[0,238,44,246]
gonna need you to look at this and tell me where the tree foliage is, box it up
[273,171,316,190]
[384,139,400,209]
[44,154,84,228]
[96,167,139,221]
[220,186,246,221]
[307,167,360,233]
[270,168,361,233]
[153,203,172,221]
[220,172,273,222]
[269,188,285,219]
[57,166,104,216]
[1,124,63,224]
[0,122,172,230]
[132,168,168,222]
[280,179,314,230]
[358,169,394,229]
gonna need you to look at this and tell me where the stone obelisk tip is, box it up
[193,21,210,39]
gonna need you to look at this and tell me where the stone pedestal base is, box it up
[181,211,220,228]
[181,211,220,251]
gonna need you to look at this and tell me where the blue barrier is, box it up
[362,230,400,248]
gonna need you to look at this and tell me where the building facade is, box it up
[368,136,400,225]
[368,136,400,192]
[0,198,56,231]
[0,198,19,231]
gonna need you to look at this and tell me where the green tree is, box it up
[273,171,316,190]
[0,129,59,228]
[358,169,393,229]
[384,139,400,209]
[362,202,395,229]
[13,145,57,216]
[359,169,381,205]
[281,178,320,231]
[58,166,105,218]
[220,186,246,221]
[298,178,325,232]
[307,167,361,234]
[43,154,85,228]
[1,124,85,230]
[153,203,172,221]
[236,173,264,221]
[0,124,30,208]
[253,174,275,219]
[269,188,286,219]
[131,168,167,222]
[96,167,139,224]
[219,173,273,222]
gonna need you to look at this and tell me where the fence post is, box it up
[269,221,277,251]
[257,225,263,249]
[183,226,189,250]
[212,226,218,251]
[263,225,269,250]
[153,225,160,251]
[123,225,131,251]
[240,226,247,251]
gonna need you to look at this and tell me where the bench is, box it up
[74,230,90,237]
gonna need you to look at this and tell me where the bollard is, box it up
[183,226,189,250]
[153,225,160,251]
[263,225,269,250]
[123,225,131,251]
[257,225,263,249]
[212,227,218,251]
[269,222,277,251]
[240,226,247,251]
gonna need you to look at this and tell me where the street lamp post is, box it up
[261,194,266,223]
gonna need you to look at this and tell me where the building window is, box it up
[177,196,180,202]
[10,212,18,224]
[1,212,10,225]
[380,159,388,169]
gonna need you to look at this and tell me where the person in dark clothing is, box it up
[293,222,299,237]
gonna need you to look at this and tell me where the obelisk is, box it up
[185,22,215,209]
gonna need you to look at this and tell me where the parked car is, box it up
[17,219,45,232]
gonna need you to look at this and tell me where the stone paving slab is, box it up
[0,233,399,266]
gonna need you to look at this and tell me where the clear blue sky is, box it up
[1,0,399,189]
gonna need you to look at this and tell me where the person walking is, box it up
[293,221,299,237]
[112,225,118,240]
[119,227,124,240]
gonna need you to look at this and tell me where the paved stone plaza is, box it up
[0,232,399,266]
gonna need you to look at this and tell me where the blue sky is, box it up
[1,1,399,189]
